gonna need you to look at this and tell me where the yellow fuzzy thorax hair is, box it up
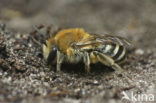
[43,28,90,60]
[54,28,89,53]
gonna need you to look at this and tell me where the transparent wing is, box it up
[73,34,132,49]
[100,34,132,47]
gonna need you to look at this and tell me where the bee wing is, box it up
[99,34,132,47]
[73,34,132,49]
[72,35,101,48]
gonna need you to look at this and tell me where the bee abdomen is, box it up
[112,45,126,62]
[101,44,126,63]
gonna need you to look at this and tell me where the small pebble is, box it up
[135,49,144,55]
[0,72,2,76]
[40,72,45,76]
[93,80,99,85]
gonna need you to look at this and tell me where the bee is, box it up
[43,28,131,74]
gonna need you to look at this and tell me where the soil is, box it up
[0,0,156,103]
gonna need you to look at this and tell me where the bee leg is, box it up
[83,52,90,73]
[92,51,135,87]
[56,51,64,72]
[92,51,124,74]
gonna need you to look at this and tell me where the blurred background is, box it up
[0,1,156,102]
[0,0,156,34]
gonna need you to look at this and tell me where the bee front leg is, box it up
[83,52,90,73]
[56,51,64,72]
[92,51,123,74]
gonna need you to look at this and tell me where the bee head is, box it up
[47,44,57,65]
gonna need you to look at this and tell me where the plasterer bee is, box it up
[43,28,131,74]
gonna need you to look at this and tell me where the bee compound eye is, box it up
[47,44,57,64]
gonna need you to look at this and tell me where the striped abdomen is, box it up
[99,43,126,63]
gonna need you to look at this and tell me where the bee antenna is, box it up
[33,25,44,36]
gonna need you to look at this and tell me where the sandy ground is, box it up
[0,0,156,103]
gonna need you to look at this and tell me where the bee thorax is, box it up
[65,49,83,63]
